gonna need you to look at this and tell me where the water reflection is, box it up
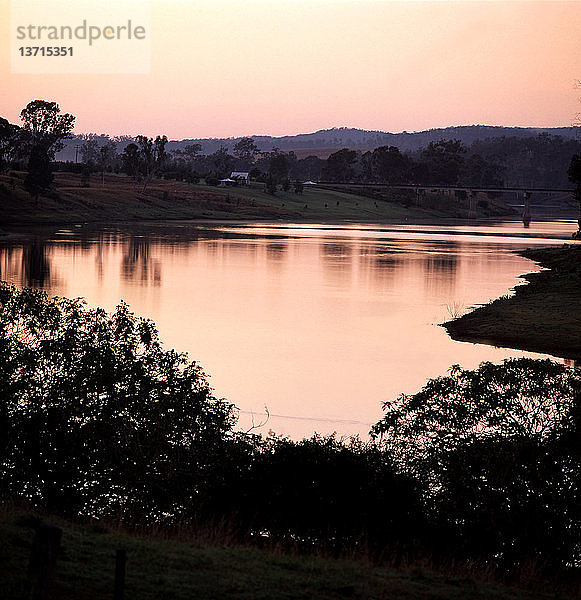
[121,235,162,286]
[0,220,577,439]
[22,238,52,287]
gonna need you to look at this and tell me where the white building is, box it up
[230,172,250,185]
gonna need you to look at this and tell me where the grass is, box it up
[0,171,509,227]
[443,244,581,360]
[1,506,578,600]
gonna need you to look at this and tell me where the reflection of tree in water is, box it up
[265,241,288,262]
[121,235,161,286]
[0,244,19,284]
[422,243,459,297]
[358,244,402,289]
[319,241,354,286]
[22,238,52,288]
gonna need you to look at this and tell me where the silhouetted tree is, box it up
[19,100,75,200]
[121,143,141,188]
[568,153,581,229]
[371,145,409,183]
[372,358,581,571]
[419,139,466,185]
[268,150,290,185]
[0,284,236,520]
[233,137,260,162]
[23,145,54,201]
[0,117,22,172]
[20,100,75,158]
[209,145,234,178]
[321,148,358,182]
[120,136,167,192]
[136,135,168,192]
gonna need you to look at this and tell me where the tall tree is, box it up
[0,117,22,172]
[23,146,53,202]
[80,139,99,167]
[268,150,290,185]
[97,142,118,187]
[321,148,358,182]
[371,145,409,183]
[20,100,75,158]
[121,136,168,193]
[233,137,260,162]
[121,142,141,187]
[209,145,234,178]
[20,100,75,200]
[419,139,466,185]
[568,153,581,230]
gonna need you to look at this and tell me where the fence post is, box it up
[114,548,126,600]
[29,522,62,600]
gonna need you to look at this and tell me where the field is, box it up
[0,171,507,226]
[2,507,577,600]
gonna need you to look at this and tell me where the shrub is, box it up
[0,284,236,521]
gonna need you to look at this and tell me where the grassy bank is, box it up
[444,244,581,360]
[2,507,576,600]
[0,171,511,226]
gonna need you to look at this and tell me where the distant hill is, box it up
[55,125,580,162]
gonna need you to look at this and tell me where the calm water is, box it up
[0,220,577,439]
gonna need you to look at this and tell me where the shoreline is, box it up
[443,244,581,362]
[0,170,516,228]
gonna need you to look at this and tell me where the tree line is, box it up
[2,100,580,202]
[322,134,581,188]
[1,282,581,578]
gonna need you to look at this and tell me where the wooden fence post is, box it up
[114,548,126,600]
[29,522,62,600]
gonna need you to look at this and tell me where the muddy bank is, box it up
[444,244,581,361]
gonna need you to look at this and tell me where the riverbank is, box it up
[0,171,514,226]
[444,244,581,361]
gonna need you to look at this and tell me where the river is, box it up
[0,219,576,439]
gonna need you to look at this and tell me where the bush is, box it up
[237,435,425,555]
[372,358,581,571]
[0,284,237,521]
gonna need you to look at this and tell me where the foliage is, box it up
[372,358,579,461]
[19,100,75,200]
[0,283,237,521]
[369,145,411,183]
[267,150,290,185]
[418,139,466,185]
[23,145,54,200]
[209,145,234,178]
[568,153,581,228]
[321,148,358,182]
[233,137,260,162]
[120,136,168,192]
[0,117,22,172]
[2,278,581,572]
[372,358,581,571]
[19,100,75,159]
[236,435,424,553]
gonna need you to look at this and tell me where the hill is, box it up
[55,125,581,162]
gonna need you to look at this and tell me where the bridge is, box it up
[317,182,579,224]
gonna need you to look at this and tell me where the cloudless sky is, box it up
[1,0,580,139]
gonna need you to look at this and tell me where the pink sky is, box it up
[1,0,580,139]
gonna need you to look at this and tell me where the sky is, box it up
[1,0,580,140]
